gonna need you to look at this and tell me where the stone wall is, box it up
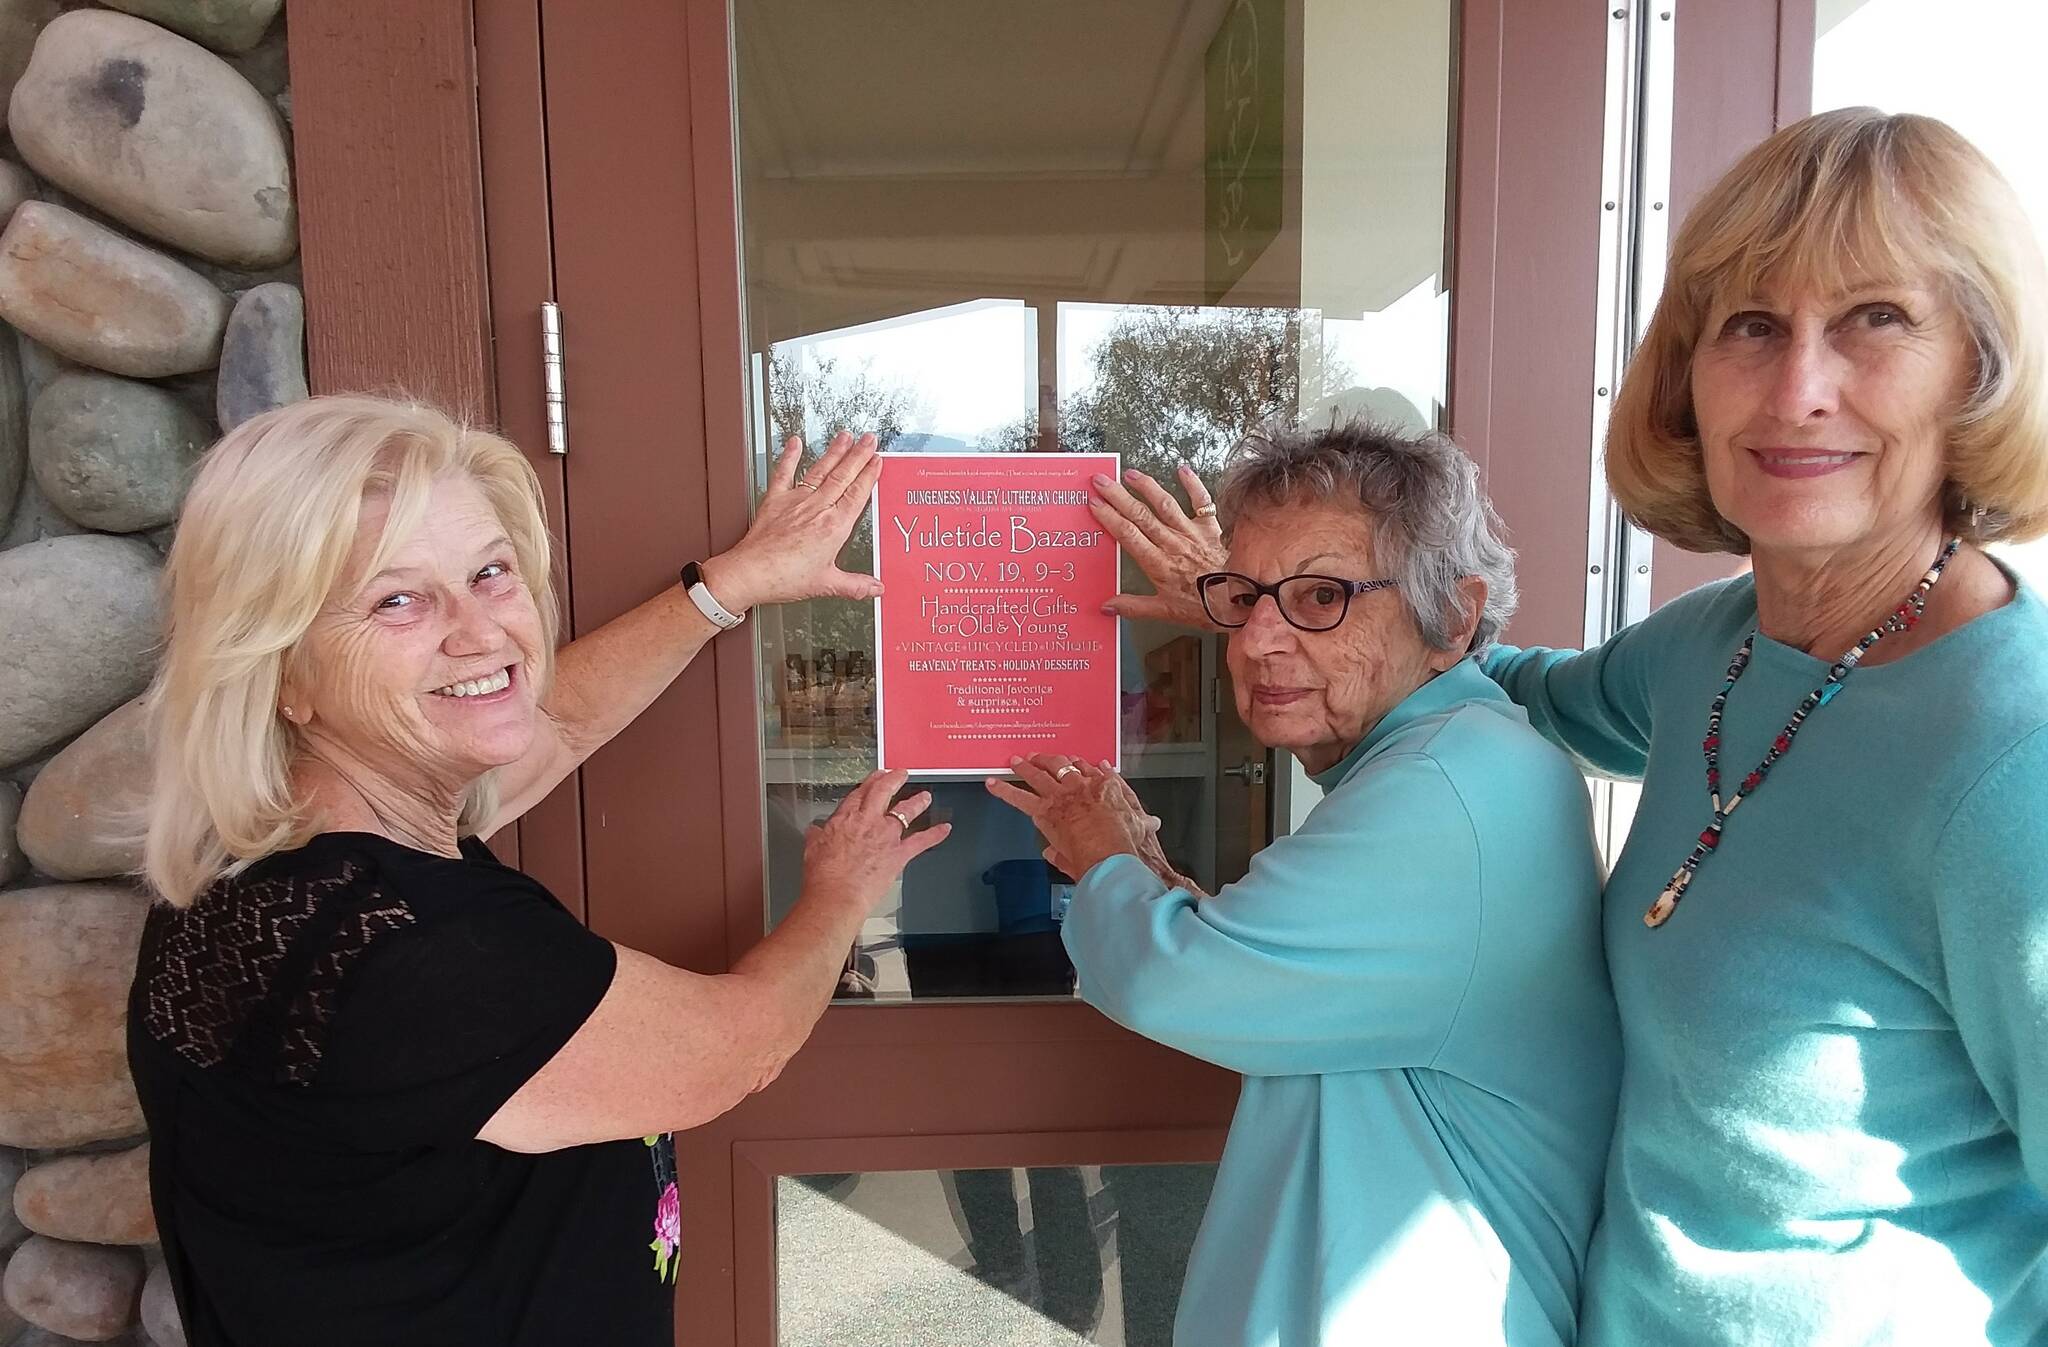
[0,3,302,1343]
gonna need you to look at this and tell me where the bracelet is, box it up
[680,560,746,630]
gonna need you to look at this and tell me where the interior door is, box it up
[529,0,1619,1341]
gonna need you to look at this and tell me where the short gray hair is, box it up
[1216,421,1518,653]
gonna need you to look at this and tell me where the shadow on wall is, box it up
[0,3,303,1344]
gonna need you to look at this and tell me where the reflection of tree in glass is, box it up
[765,348,925,456]
[759,348,917,745]
[978,307,1353,494]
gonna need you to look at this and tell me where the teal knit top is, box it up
[1486,570,2048,1345]
[1066,660,1619,1345]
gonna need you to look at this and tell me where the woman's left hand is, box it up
[703,431,885,611]
[985,754,1163,879]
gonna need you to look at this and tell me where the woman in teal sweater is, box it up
[992,423,1619,1346]
[1483,110,2048,1343]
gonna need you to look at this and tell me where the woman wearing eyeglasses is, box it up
[986,421,1619,1347]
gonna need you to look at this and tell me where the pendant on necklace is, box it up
[1644,538,1960,929]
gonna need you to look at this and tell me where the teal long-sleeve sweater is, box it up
[1485,571,2048,1346]
[1065,660,1620,1346]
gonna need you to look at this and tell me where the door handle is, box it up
[1222,758,1267,785]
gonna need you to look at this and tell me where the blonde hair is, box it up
[143,395,559,907]
[1608,108,2048,553]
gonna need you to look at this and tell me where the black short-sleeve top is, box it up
[127,832,674,1347]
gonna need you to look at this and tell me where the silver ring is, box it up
[1193,503,1218,518]
[1053,764,1081,782]
[887,808,912,832]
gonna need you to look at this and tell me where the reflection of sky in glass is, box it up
[761,282,1450,460]
[1813,0,2048,588]
[770,298,1037,448]
[1313,276,1450,429]
[1059,282,1447,434]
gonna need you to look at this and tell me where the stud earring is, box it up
[280,706,294,721]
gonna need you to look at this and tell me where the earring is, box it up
[280,706,294,721]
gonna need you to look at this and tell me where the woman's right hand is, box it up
[802,769,950,911]
[702,431,885,611]
[1088,465,1230,631]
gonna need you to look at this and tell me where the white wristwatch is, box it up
[680,561,747,630]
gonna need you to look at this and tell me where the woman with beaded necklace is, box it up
[1480,108,2048,1343]
[1088,108,2048,1344]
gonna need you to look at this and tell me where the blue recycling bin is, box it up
[983,858,1059,935]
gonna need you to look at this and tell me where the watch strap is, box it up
[681,560,746,630]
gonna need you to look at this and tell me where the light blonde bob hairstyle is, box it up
[1608,107,2048,554]
[143,395,559,908]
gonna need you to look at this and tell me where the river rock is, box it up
[0,1149,24,1251]
[0,203,230,378]
[0,473,84,548]
[139,1260,181,1347]
[0,781,24,887]
[19,699,149,882]
[216,282,302,430]
[2,1236,143,1340]
[10,10,295,265]
[29,373,209,533]
[99,0,280,56]
[13,1146,154,1246]
[0,534,160,769]
[0,884,150,1148]
[0,0,60,129]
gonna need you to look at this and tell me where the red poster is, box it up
[872,452,1122,774]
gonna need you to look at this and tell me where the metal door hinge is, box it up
[541,301,567,456]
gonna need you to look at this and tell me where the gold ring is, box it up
[887,808,912,832]
[796,478,821,491]
[1054,764,1081,782]
[1193,504,1218,518]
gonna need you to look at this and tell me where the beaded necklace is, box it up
[1645,536,1961,929]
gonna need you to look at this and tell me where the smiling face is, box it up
[285,473,547,800]
[1690,278,1972,559]
[1222,500,1446,775]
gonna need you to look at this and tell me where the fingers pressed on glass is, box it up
[1110,485,1176,547]
[768,436,805,491]
[806,429,856,485]
[889,790,934,824]
[838,454,884,510]
[1087,498,1159,555]
[1124,470,1192,525]
[984,778,1042,814]
[1010,757,1064,794]
[906,821,952,856]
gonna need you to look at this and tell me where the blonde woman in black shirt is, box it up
[130,396,942,1346]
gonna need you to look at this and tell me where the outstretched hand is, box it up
[984,754,1166,881]
[704,431,885,611]
[804,769,952,913]
[1088,465,1229,630]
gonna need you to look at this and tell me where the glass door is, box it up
[737,0,1456,1007]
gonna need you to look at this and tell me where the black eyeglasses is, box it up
[1195,571,1399,632]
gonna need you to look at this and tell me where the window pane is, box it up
[777,1166,1216,1346]
[736,0,1457,998]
